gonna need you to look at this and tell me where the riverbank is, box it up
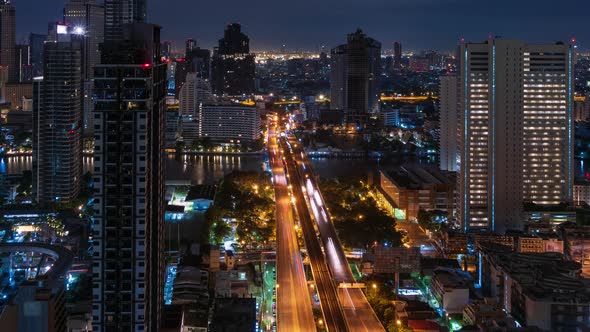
[168,150,266,156]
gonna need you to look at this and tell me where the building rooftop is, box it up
[211,297,257,332]
[383,165,455,190]
[432,267,471,289]
[480,243,589,303]
[185,184,217,201]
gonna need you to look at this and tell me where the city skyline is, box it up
[13,0,589,52]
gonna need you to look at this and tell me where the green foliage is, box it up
[417,209,447,230]
[16,170,32,196]
[205,171,276,246]
[365,280,415,332]
[319,178,402,249]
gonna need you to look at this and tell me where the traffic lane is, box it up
[284,148,349,332]
[270,134,316,331]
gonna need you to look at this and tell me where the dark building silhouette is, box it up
[185,38,197,55]
[187,47,211,80]
[330,29,381,126]
[104,0,146,41]
[394,41,402,69]
[161,40,171,57]
[0,0,17,82]
[15,44,31,82]
[29,33,46,77]
[211,23,255,95]
[33,24,84,205]
[92,22,166,332]
[64,0,105,80]
[173,57,188,97]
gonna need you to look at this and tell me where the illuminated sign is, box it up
[56,25,68,35]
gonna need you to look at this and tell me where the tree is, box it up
[16,170,32,196]
[175,140,185,154]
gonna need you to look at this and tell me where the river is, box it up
[3,154,588,183]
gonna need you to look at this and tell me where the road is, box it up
[268,129,316,332]
[396,221,439,257]
[280,137,350,332]
[285,135,385,332]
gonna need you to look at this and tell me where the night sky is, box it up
[15,0,587,52]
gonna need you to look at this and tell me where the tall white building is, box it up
[179,72,212,117]
[458,38,574,233]
[439,75,459,172]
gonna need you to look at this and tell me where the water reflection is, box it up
[1,155,94,175]
[6,154,585,184]
[166,154,268,184]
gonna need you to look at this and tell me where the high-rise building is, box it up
[161,40,171,58]
[29,33,46,77]
[458,38,574,233]
[64,0,105,137]
[33,24,84,205]
[15,43,31,82]
[186,47,211,80]
[394,41,402,69]
[64,0,105,79]
[329,29,381,125]
[0,0,17,82]
[173,57,188,97]
[92,22,166,332]
[185,38,197,55]
[329,44,347,111]
[211,23,255,95]
[439,75,459,172]
[179,72,213,117]
[104,0,146,41]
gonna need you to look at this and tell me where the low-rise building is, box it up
[214,270,249,298]
[463,299,506,326]
[441,230,468,256]
[373,246,421,274]
[184,185,217,211]
[210,298,257,332]
[429,267,470,314]
[479,245,590,331]
[559,224,590,277]
[516,235,564,254]
[379,165,456,221]
[473,233,515,251]
[0,282,66,332]
[574,180,590,206]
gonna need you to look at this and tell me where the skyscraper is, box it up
[64,0,105,79]
[458,38,574,233]
[104,0,146,41]
[0,0,17,82]
[211,23,255,95]
[185,38,197,55]
[92,22,166,332]
[186,47,211,81]
[64,0,105,136]
[15,43,31,82]
[329,29,381,125]
[179,72,213,117]
[33,24,84,205]
[329,44,347,111]
[29,33,47,77]
[394,41,402,69]
[439,75,459,172]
